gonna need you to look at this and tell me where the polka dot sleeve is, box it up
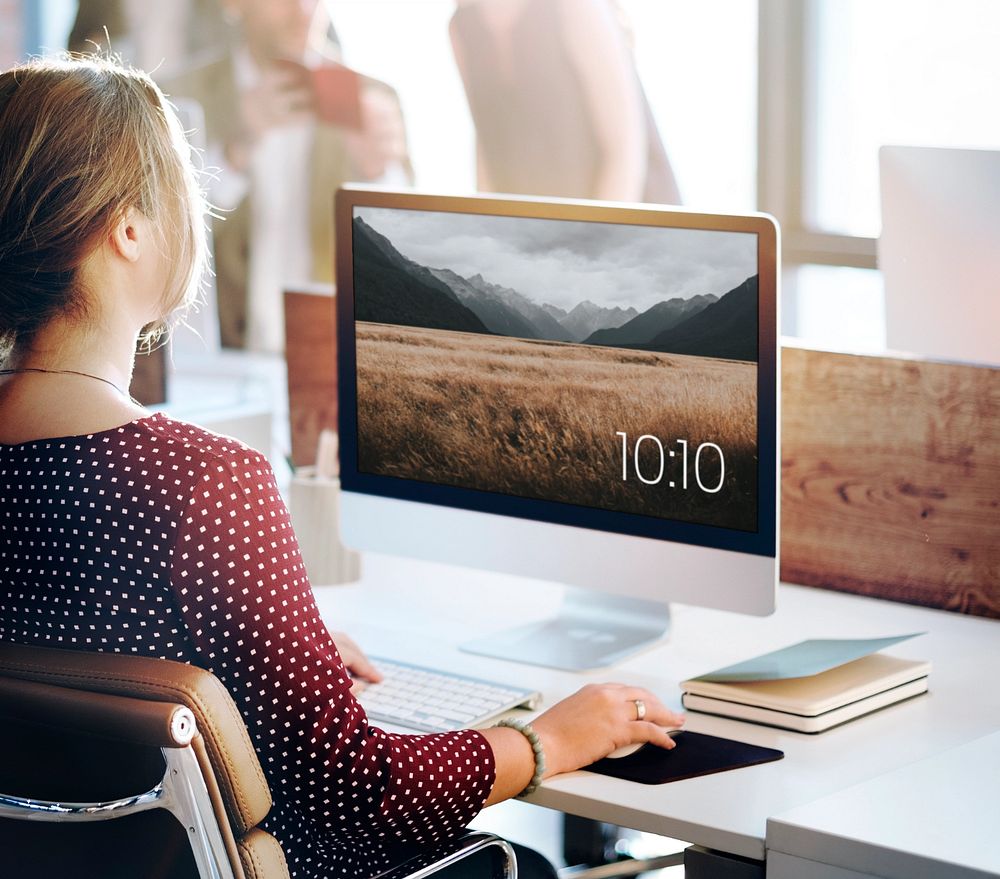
[170,450,496,855]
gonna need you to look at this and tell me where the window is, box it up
[21,0,76,56]
[809,0,1000,239]
[622,0,758,211]
[760,0,1000,349]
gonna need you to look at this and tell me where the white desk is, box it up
[767,730,1000,879]
[312,553,1000,872]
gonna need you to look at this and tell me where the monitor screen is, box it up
[337,191,777,559]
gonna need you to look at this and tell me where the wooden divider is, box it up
[284,287,337,467]
[781,346,999,618]
[282,286,1000,619]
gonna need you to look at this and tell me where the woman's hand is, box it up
[329,630,383,694]
[532,683,685,777]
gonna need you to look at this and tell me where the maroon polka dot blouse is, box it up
[0,412,496,879]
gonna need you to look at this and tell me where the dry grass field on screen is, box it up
[356,322,757,531]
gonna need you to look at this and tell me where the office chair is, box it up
[0,643,516,879]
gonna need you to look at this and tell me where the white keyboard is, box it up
[357,657,542,734]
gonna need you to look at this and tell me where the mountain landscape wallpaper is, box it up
[352,208,759,532]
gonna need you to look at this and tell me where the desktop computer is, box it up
[334,187,779,671]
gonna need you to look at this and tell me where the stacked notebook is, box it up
[681,634,930,734]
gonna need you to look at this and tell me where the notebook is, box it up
[682,653,931,733]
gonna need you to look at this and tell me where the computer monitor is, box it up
[879,145,1000,367]
[335,187,779,670]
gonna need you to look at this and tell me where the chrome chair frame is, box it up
[0,706,237,879]
[0,655,517,879]
[0,740,516,879]
[377,833,518,879]
[0,736,518,879]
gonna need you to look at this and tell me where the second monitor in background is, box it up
[879,145,1000,367]
[335,188,779,670]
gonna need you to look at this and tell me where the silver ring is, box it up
[633,699,646,721]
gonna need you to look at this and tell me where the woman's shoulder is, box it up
[139,412,270,474]
[0,410,262,465]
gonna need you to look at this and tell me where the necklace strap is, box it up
[0,367,130,399]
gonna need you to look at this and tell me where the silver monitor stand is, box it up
[461,589,671,671]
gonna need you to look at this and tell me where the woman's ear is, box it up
[110,207,144,263]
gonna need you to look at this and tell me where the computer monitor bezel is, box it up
[335,186,778,559]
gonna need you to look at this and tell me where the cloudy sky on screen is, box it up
[356,206,757,312]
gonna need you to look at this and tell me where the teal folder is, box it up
[693,633,926,683]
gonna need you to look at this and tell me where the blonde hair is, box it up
[0,55,207,363]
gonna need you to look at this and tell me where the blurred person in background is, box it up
[68,0,224,75]
[450,0,679,204]
[164,0,413,352]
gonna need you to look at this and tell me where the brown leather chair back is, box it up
[0,643,288,879]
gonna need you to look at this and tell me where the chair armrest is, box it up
[0,675,195,748]
[372,831,517,879]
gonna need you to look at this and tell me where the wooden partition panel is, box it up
[280,292,1000,618]
[780,346,1000,618]
[284,287,337,467]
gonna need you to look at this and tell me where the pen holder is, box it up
[289,468,361,586]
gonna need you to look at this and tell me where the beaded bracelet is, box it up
[494,718,546,797]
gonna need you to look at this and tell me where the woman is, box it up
[0,57,683,879]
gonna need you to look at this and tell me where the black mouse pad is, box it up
[585,731,784,784]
